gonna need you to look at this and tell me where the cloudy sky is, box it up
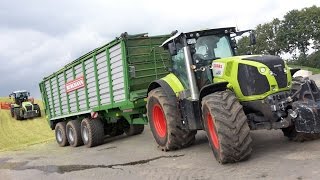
[0,0,319,98]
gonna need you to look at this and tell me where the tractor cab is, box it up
[9,90,30,106]
[161,27,255,99]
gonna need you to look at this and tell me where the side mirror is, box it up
[231,38,237,49]
[168,42,177,56]
[249,32,256,45]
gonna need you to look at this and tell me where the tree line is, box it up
[237,5,320,67]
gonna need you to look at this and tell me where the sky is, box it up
[0,0,319,98]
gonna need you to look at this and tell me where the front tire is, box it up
[14,108,23,120]
[55,122,69,147]
[147,87,196,151]
[34,104,41,117]
[202,90,252,164]
[81,118,104,148]
[66,120,83,147]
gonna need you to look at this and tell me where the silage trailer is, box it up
[39,33,170,147]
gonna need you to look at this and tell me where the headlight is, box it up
[259,67,266,73]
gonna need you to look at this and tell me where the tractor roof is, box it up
[12,90,28,94]
[161,27,236,47]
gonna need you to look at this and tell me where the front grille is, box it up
[242,55,287,89]
[269,64,287,88]
[238,64,270,96]
[25,105,32,111]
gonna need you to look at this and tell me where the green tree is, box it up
[236,19,282,56]
[277,9,311,59]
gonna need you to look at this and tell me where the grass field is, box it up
[0,97,54,152]
[288,65,320,74]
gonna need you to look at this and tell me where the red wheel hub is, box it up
[152,104,167,138]
[207,113,220,149]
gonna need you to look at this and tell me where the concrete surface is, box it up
[1,126,320,180]
[1,75,320,180]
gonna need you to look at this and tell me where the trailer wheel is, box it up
[55,122,69,147]
[282,126,320,142]
[66,120,83,147]
[147,87,196,151]
[124,124,144,136]
[202,90,252,164]
[81,118,104,148]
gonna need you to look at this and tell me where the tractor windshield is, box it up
[193,35,233,60]
[15,92,28,99]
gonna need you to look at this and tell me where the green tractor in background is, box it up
[9,90,41,120]
[147,27,320,163]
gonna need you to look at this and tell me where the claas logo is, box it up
[213,63,223,69]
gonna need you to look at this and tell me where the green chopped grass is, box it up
[0,97,54,151]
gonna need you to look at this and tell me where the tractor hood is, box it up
[241,55,288,89]
[22,101,33,111]
[212,55,291,102]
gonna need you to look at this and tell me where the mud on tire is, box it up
[202,90,252,164]
[147,87,196,151]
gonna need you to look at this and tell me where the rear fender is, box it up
[147,73,185,97]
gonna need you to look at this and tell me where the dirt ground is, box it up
[1,127,320,180]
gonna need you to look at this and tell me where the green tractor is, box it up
[147,27,320,163]
[9,90,41,120]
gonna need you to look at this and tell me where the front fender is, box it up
[199,82,228,102]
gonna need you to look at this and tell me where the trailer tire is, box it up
[66,120,83,147]
[124,124,144,136]
[55,122,69,147]
[147,87,196,151]
[282,126,320,142]
[81,118,104,148]
[202,90,252,164]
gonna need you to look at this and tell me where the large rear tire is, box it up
[81,118,104,148]
[66,120,83,147]
[147,87,196,151]
[202,90,252,164]
[55,122,69,147]
[282,126,320,142]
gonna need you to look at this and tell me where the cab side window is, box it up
[172,43,189,88]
